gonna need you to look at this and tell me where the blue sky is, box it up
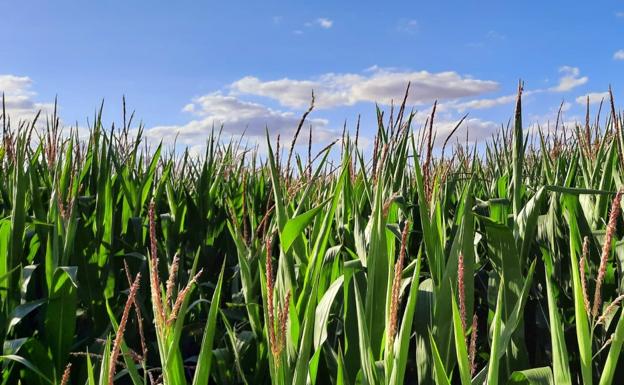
[2,1,624,153]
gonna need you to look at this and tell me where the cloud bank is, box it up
[230,68,499,109]
[147,92,335,148]
[0,75,54,124]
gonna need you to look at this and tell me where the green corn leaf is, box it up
[314,275,344,350]
[389,247,421,385]
[192,262,226,385]
[98,338,111,385]
[44,267,78,376]
[512,82,524,218]
[474,260,535,385]
[486,280,505,385]
[599,306,624,385]
[515,186,546,267]
[86,348,96,385]
[508,367,554,385]
[281,202,328,254]
[563,196,593,385]
[541,247,572,385]
[451,295,472,385]
[292,161,348,385]
[353,279,378,385]
[7,299,45,333]
[429,332,451,385]
[0,354,53,385]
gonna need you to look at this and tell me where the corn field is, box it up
[1,85,624,385]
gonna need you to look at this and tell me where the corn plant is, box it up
[0,86,623,385]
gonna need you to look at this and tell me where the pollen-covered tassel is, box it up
[60,363,72,385]
[469,313,478,376]
[109,273,141,385]
[165,252,180,310]
[242,174,250,246]
[373,144,388,185]
[458,251,467,333]
[596,294,624,326]
[265,235,277,358]
[423,101,437,203]
[124,260,148,361]
[273,290,291,366]
[593,190,622,318]
[279,291,291,351]
[148,201,166,329]
[167,269,203,326]
[389,221,409,346]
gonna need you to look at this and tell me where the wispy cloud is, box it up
[485,30,506,41]
[575,91,610,105]
[397,19,418,34]
[614,50,624,60]
[298,17,333,33]
[466,30,507,48]
[440,66,587,114]
[444,94,517,112]
[316,17,333,29]
[548,66,588,92]
[230,67,499,109]
[305,18,333,29]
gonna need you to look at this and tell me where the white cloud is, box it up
[429,118,500,147]
[549,66,588,92]
[445,93,517,112]
[146,92,336,148]
[485,30,506,41]
[560,101,572,112]
[525,102,583,136]
[0,74,54,124]
[408,108,500,146]
[616,12,624,18]
[442,66,587,113]
[525,119,581,137]
[466,30,507,48]
[397,19,418,34]
[316,18,333,29]
[306,18,333,29]
[575,91,609,105]
[231,68,499,109]
[614,50,624,60]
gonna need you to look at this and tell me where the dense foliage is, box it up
[1,86,624,385]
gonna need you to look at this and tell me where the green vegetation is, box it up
[1,86,624,384]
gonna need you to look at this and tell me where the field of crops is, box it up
[1,85,624,385]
